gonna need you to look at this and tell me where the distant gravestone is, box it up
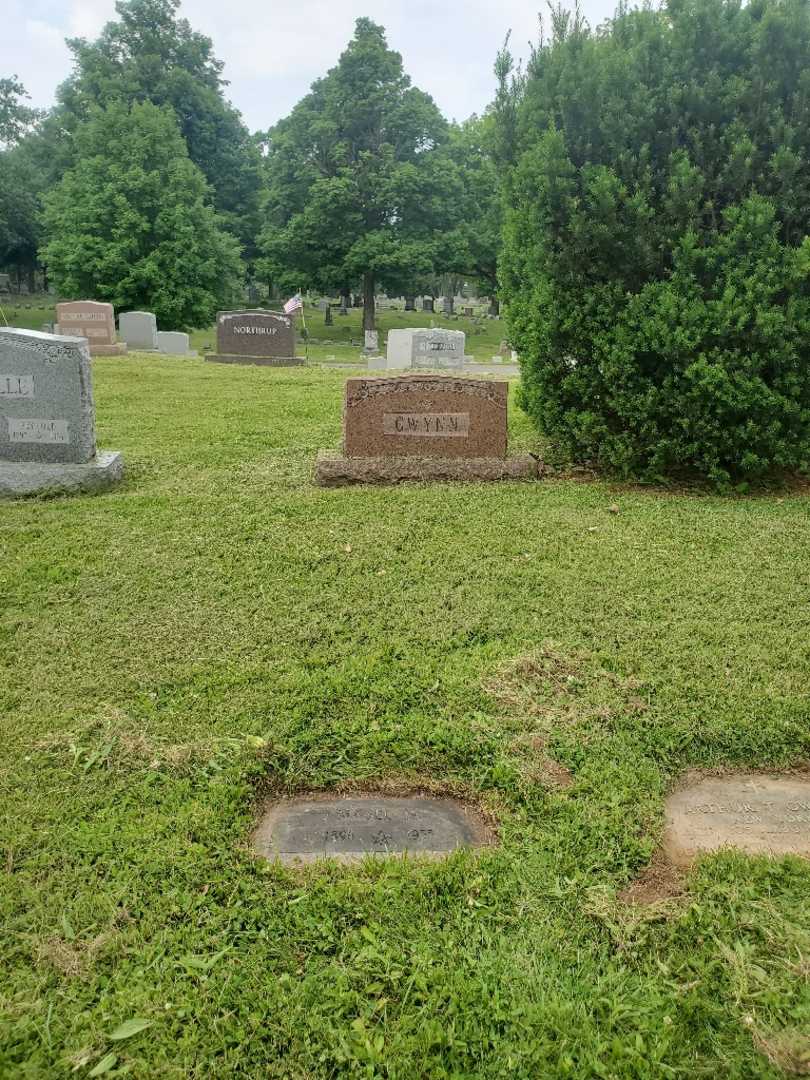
[404,296,416,311]
[156,331,196,356]
[442,296,454,315]
[422,297,435,313]
[0,274,10,293]
[207,310,304,367]
[315,373,539,485]
[253,795,492,864]
[363,330,379,355]
[119,311,158,351]
[665,774,810,866]
[374,328,465,371]
[0,328,123,497]
[463,306,474,317]
[55,301,127,357]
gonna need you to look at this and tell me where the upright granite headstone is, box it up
[315,373,539,485]
[373,328,465,371]
[207,310,304,367]
[363,330,379,355]
[119,311,158,351]
[0,328,123,496]
[55,301,127,357]
[422,297,435,313]
[156,331,196,357]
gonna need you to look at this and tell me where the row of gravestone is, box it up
[50,301,195,357]
[0,321,535,497]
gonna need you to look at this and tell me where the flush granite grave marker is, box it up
[119,311,158,351]
[207,310,304,366]
[315,373,540,485]
[55,301,127,357]
[253,795,492,864]
[0,328,123,496]
[664,774,810,866]
[371,328,466,371]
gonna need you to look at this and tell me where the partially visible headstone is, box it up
[156,331,196,357]
[55,301,127,357]
[318,299,329,313]
[119,311,158,351]
[0,327,123,497]
[253,795,493,864]
[363,330,379,355]
[404,296,416,312]
[207,310,304,367]
[442,296,454,315]
[378,328,465,371]
[664,774,810,866]
[315,373,540,485]
[463,306,474,317]
[0,274,11,293]
[422,297,435,313]
[324,305,333,326]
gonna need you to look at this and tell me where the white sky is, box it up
[6,0,618,133]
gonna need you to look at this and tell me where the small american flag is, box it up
[283,293,303,314]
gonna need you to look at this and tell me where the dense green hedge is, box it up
[501,0,810,485]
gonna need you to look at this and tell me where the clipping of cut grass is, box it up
[1,356,810,1078]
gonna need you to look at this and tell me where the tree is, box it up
[43,0,263,261]
[40,100,242,328]
[0,77,43,148]
[260,18,462,331]
[500,0,810,486]
[0,79,45,287]
[447,115,504,312]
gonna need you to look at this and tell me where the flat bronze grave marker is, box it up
[253,795,491,864]
[664,774,810,866]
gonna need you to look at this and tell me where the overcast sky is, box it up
[6,0,618,133]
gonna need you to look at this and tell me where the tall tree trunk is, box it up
[362,273,375,332]
[340,291,350,315]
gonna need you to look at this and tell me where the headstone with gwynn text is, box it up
[0,327,123,497]
[207,310,304,366]
[315,373,540,485]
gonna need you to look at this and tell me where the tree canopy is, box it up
[40,100,242,328]
[44,0,263,259]
[259,18,463,329]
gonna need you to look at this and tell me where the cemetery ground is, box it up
[1,356,810,1079]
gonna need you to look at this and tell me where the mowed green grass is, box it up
[2,356,810,1079]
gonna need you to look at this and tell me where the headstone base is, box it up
[314,451,541,486]
[207,354,305,367]
[89,343,128,357]
[0,450,124,498]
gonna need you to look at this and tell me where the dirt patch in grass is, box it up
[748,1021,810,1075]
[618,854,685,906]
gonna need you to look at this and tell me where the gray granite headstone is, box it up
[380,328,466,370]
[119,311,158,350]
[0,328,123,496]
[0,328,95,464]
[253,795,491,863]
[156,331,195,356]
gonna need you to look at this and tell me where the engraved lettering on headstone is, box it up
[7,418,70,444]
[383,412,470,437]
[0,375,34,399]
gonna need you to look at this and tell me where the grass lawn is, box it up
[2,355,810,1078]
[0,298,510,364]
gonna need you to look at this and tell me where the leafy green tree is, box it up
[500,0,810,486]
[260,18,462,331]
[43,0,262,260]
[40,100,242,328]
[447,115,504,312]
[0,79,45,287]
